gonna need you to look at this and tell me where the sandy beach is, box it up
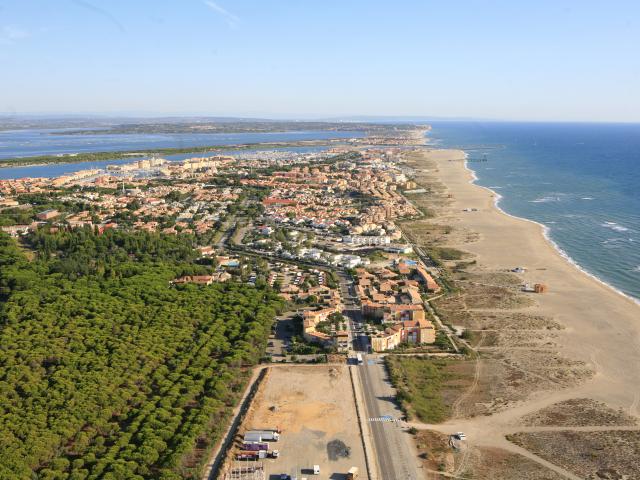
[434,148,640,406]
[406,148,640,478]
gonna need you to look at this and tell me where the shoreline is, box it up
[420,147,640,411]
[0,139,342,171]
[461,156,640,307]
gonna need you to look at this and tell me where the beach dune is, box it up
[404,148,640,478]
[427,147,640,412]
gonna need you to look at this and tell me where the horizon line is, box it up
[1,113,639,125]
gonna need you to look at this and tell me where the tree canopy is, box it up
[0,230,284,479]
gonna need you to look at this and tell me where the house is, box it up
[303,307,336,328]
[211,271,232,283]
[1,224,31,237]
[397,263,411,276]
[172,275,214,286]
[384,304,426,323]
[37,209,60,221]
[303,330,335,348]
[400,286,423,305]
[399,319,436,344]
[198,246,216,257]
[370,325,402,352]
[263,197,297,206]
[217,256,240,268]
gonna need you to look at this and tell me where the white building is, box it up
[342,235,391,246]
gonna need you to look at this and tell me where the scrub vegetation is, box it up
[386,356,467,423]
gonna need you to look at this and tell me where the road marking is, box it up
[369,416,396,422]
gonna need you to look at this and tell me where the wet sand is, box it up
[426,148,640,406]
[415,148,640,449]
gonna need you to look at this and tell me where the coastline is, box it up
[0,139,341,170]
[420,147,640,411]
[461,156,640,307]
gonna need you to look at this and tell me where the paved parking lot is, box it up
[266,314,297,359]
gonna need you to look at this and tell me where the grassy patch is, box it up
[386,356,468,423]
[430,246,467,261]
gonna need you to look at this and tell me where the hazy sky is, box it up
[1,0,639,121]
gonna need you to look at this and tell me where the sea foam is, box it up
[602,221,630,232]
[462,158,640,306]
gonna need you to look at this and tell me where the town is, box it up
[0,132,457,480]
[1,139,444,354]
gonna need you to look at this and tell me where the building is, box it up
[198,246,216,257]
[1,224,32,237]
[370,319,436,352]
[534,283,548,293]
[370,324,403,351]
[36,209,60,221]
[302,307,336,331]
[303,330,335,348]
[172,275,215,286]
[342,235,391,246]
[362,301,426,323]
[302,307,341,349]
[335,330,350,351]
[415,266,441,293]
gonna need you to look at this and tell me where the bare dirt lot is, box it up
[227,365,368,480]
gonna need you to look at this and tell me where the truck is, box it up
[244,430,280,442]
[236,449,279,460]
[346,467,359,479]
[242,442,269,451]
[251,426,281,433]
[243,433,265,443]
[237,450,263,460]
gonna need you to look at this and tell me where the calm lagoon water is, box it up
[0,128,364,159]
[0,129,362,179]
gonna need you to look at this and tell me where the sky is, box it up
[1,0,639,122]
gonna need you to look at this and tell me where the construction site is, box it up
[220,365,367,480]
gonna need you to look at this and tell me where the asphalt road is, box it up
[358,356,421,480]
[341,277,420,480]
[358,356,399,479]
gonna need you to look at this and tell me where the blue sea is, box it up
[428,122,640,302]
